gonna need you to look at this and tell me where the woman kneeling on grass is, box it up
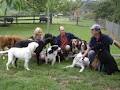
[82,24,120,75]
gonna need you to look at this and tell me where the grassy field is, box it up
[0,20,120,90]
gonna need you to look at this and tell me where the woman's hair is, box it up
[33,27,44,38]
[34,27,43,35]
[59,26,64,31]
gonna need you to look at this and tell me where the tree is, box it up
[0,0,25,25]
[110,0,120,23]
[95,0,120,23]
[95,0,113,20]
[25,0,47,13]
[0,0,24,16]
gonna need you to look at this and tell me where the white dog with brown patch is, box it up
[64,52,90,72]
[0,42,39,71]
[64,39,90,72]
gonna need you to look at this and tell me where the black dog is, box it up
[99,50,120,75]
[44,33,56,45]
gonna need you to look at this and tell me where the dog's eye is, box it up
[48,50,53,54]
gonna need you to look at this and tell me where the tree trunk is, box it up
[50,13,52,24]
[76,17,79,25]
[4,7,7,25]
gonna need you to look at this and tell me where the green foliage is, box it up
[0,0,24,15]
[0,0,83,15]
[25,0,82,15]
[95,1,113,20]
[26,0,47,13]
[95,0,120,23]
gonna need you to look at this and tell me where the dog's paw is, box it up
[2,56,5,60]
[26,68,31,71]
[79,70,83,73]
[63,67,67,69]
[6,68,9,71]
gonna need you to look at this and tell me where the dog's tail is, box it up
[0,50,8,54]
[64,65,74,68]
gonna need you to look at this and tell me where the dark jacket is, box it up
[89,34,113,53]
[55,32,80,47]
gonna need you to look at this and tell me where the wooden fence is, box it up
[106,21,120,41]
[0,15,41,24]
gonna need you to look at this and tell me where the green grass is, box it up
[0,58,120,90]
[0,20,120,90]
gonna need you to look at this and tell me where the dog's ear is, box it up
[78,40,82,45]
[81,40,87,50]
[44,33,53,39]
[83,40,87,44]
[48,49,53,54]
[51,45,58,51]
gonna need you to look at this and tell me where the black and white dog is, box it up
[64,40,90,72]
[45,45,61,66]
[64,52,90,72]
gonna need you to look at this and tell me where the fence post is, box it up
[118,24,120,41]
[33,15,35,24]
[16,15,18,24]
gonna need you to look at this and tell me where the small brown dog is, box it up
[71,39,87,54]
[90,54,100,70]
[71,39,81,54]
[0,35,24,59]
[0,35,24,51]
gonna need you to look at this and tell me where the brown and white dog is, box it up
[64,40,89,72]
[71,39,87,54]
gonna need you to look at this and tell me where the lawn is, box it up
[0,20,120,90]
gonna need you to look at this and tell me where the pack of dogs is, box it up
[0,34,119,75]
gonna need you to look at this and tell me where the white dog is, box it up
[0,42,39,71]
[45,45,61,66]
[64,52,90,72]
